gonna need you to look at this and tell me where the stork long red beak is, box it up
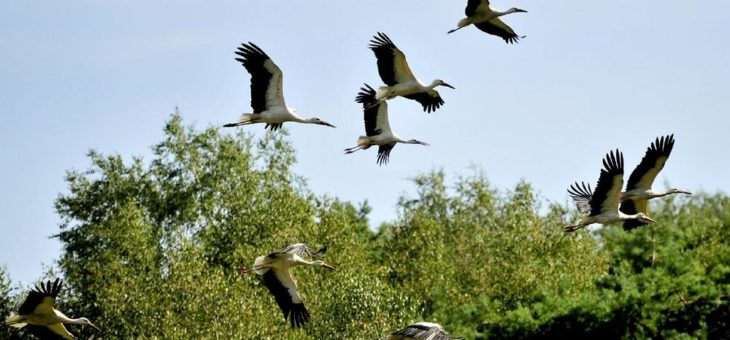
[88,322,101,331]
[442,83,455,89]
[321,263,336,271]
[678,189,692,195]
[320,121,336,128]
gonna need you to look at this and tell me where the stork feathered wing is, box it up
[474,18,523,44]
[234,42,286,113]
[356,84,391,137]
[369,32,417,86]
[591,150,625,216]
[18,279,62,317]
[272,243,326,258]
[262,269,310,328]
[625,134,675,192]
[567,181,594,215]
[389,322,452,340]
[403,91,445,114]
[377,143,396,166]
[465,0,490,17]
[25,324,73,340]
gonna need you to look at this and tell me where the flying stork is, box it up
[5,279,100,340]
[620,134,691,230]
[448,0,527,44]
[252,243,335,328]
[387,322,455,340]
[369,32,454,113]
[566,150,657,232]
[223,42,336,131]
[345,84,429,165]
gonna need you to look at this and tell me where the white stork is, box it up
[252,243,335,328]
[566,150,657,232]
[5,279,100,339]
[223,42,336,131]
[345,84,429,165]
[620,134,691,230]
[448,0,527,44]
[387,322,455,340]
[369,32,454,113]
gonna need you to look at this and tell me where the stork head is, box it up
[636,213,657,224]
[509,7,528,13]
[435,79,455,89]
[308,117,336,128]
[406,139,429,146]
[313,260,336,271]
[670,188,692,195]
[79,318,101,331]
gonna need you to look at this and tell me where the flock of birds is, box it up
[3,1,693,339]
[566,134,690,232]
[222,0,529,166]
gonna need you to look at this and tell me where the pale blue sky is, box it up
[1,1,728,284]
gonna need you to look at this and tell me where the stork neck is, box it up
[291,255,315,267]
[54,313,84,325]
[70,318,87,325]
[648,190,673,199]
[499,8,519,16]
[289,115,307,123]
[619,212,639,221]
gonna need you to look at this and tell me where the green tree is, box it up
[0,266,18,339]
[49,114,416,339]
[5,112,728,339]
[478,193,730,339]
[376,171,608,339]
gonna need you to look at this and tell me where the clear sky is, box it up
[1,1,729,285]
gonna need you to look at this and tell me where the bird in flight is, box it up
[224,42,336,131]
[368,32,454,113]
[566,150,657,232]
[345,84,429,165]
[387,322,457,340]
[252,243,335,328]
[5,279,100,340]
[448,0,527,44]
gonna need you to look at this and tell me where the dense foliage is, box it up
[2,115,728,339]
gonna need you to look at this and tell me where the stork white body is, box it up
[375,79,446,102]
[566,150,657,232]
[224,42,335,131]
[387,322,454,340]
[345,84,428,165]
[448,0,527,43]
[253,243,335,328]
[5,279,100,339]
[368,32,454,113]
